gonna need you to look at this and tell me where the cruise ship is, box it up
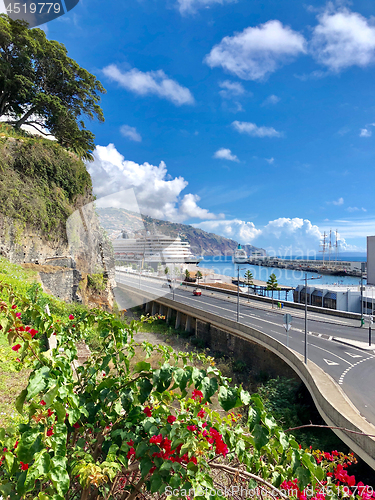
[233,244,248,264]
[112,231,201,265]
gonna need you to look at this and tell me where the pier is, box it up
[246,257,365,278]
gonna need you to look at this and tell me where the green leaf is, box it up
[240,389,251,405]
[138,378,153,404]
[200,377,218,402]
[251,393,264,410]
[218,386,238,411]
[17,430,43,463]
[315,466,324,481]
[296,466,311,489]
[253,424,269,451]
[49,466,70,495]
[140,458,154,477]
[15,389,27,414]
[150,472,163,493]
[248,407,261,432]
[173,366,192,392]
[43,385,59,408]
[192,367,205,387]
[4,451,14,473]
[27,366,50,400]
[134,361,151,373]
[136,441,149,458]
[154,364,173,393]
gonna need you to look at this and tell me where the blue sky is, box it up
[9,0,375,254]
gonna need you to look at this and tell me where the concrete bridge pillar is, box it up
[185,315,191,332]
[175,311,181,330]
[152,302,157,316]
[145,302,151,314]
[167,308,172,323]
[159,304,163,316]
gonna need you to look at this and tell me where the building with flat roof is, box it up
[367,236,375,286]
[293,284,375,314]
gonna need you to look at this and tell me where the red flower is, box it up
[46,427,54,436]
[192,389,203,401]
[69,314,74,320]
[167,415,176,424]
[12,344,21,352]
[127,447,135,459]
[11,304,17,310]
[126,440,134,446]
[150,434,163,445]
[143,406,152,417]
[29,329,38,338]
[73,422,80,429]
[14,441,18,449]
[40,400,46,406]
[16,312,21,318]
[187,425,197,432]
[20,461,28,470]
[47,409,54,417]
[197,409,205,418]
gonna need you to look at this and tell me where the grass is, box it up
[0,257,87,427]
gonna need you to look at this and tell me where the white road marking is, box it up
[345,352,362,358]
[324,359,340,366]
[339,357,373,385]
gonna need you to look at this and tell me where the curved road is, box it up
[115,272,375,426]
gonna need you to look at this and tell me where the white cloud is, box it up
[205,20,307,81]
[218,80,246,98]
[195,217,355,255]
[232,121,282,138]
[360,128,372,137]
[86,144,221,222]
[120,125,142,142]
[262,94,280,105]
[176,0,236,14]
[213,148,239,162]
[265,157,275,164]
[102,65,194,106]
[346,207,367,213]
[311,8,375,72]
[328,197,344,206]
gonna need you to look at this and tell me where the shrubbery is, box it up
[0,280,373,499]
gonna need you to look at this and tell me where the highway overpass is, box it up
[114,271,375,470]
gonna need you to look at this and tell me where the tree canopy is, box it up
[0,15,105,159]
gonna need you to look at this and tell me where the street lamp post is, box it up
[360,262,366,327]
[302,273,321,364]
[236,265,246,322]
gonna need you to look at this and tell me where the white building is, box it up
[367,236,375,286]
[293,284,375,314]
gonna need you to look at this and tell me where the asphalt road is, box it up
[115,272,375,426]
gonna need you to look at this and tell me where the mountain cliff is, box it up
[96,207,265,257]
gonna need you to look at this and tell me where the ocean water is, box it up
[197,256,366,290]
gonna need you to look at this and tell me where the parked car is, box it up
[193,288,202,296]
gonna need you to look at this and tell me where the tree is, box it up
[196,270,203,285]
[0,15,105,159]
[164,266,169,277]
[266,272,280,308]
[244,269,254,302]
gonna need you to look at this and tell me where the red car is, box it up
[193,288,202,296]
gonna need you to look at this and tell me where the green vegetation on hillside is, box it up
[0,123,92,238]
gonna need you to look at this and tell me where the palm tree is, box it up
[184,269,190,289]
[266,273,280,309]
[196,270,203,286]
[244,270,254,302]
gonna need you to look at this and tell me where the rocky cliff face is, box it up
[0,128,115,306]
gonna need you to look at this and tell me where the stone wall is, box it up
[196,319,298,380]
[39,268,82,303]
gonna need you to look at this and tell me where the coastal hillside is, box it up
[96,207,265,257]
